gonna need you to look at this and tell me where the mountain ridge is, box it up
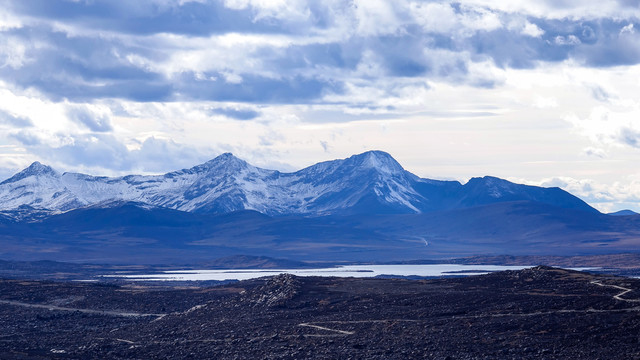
[0,151,598,218]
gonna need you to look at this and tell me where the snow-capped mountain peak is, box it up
[174,153,250,176]
[200,153,248,171]
[1,161,59,185]
[343,150,405,175]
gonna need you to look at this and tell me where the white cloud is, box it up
[521,21,544,38]
[554,35,581,46]
[411,2,504,38]
[0,85,72,133]
[458,4,502,33]
[152,32,294,79]
[223,0,312,24]
[566,106,640,149]
[353,0,405,36]
[621,23,635,35]
[0,9,22,31]
[459,0,640,20]
[520,175,640,213]
[410,2,458,33]
[0,36,27,69]
[533,96,558,109]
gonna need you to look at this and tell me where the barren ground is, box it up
[1,267,640,359]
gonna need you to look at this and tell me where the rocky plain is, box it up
[1,267,640,359]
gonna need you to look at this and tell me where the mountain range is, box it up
[0,151,639,264]
[0,150,596,217]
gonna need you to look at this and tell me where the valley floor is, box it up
[1,267,640,359]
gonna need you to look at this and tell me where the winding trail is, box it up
[590,281,640,302]
[0,299,163,318]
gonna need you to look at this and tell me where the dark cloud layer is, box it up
[210,107,261,120]
[1,1,640,105]
[174,72,342,103]
[6,0,288,36]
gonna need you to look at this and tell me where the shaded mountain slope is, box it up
[0,201,637,264]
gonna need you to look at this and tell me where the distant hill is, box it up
[608,209,639,216]
[197,255,313,269]
[0,201,637,264]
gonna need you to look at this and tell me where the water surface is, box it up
[105,264,540,281]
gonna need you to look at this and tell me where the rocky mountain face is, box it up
[0,151,597,217]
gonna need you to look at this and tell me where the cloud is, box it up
[531,175,640,213]
[0,0,639,107]
[0,25,173,102]
[554,35,581,46]
[320,140,330,152]
[128,136,213,173]
[6,0,287,37]
[621,23,635,35]
[210,106,261,120]
[174,72,341,103]
[10,129,40,146]
[353,0,406,37]
[583,147,607,158]
[66,105,113,132]
[458,0,640,20]
[0,109,32,127]
[590,85,613,102]
[566,103,640,150]
[9,129,214,174]
[521,22,544,37]
[410,2,458,33]
[618,127,640,148]
[0,34,27,69]
[49,134,132,171]
[9,131,131,171]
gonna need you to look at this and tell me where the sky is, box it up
[1,0,640,213]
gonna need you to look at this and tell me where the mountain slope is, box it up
[0,151,598,216]
[453,176,597,213]
[0,201,636,263]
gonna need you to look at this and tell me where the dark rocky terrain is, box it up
[2,267,640,359]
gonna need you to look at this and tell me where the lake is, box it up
[102,264,556,281]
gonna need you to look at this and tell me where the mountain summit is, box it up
[0,151,597,216]
[343,150,405,174]
[188,153,250,174]
[0,161,59,185]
